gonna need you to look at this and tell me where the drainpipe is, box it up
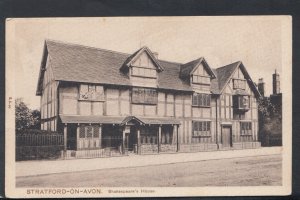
[216,97,219,149]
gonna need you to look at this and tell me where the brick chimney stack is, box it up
[258,78,265,97]
[272,69,280,94]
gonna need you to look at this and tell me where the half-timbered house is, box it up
[36,40,261,157]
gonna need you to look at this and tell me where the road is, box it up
[16,154,281,187]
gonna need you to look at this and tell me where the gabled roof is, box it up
[36,40,191,95]
[180,57,216,79]
[120,46,164,72]
[36,40,260,98]
[215,61,240,93]
[211,61,261,97]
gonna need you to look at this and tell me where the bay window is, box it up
[233,95,250,111]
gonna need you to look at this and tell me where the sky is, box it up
[8,17,287,110]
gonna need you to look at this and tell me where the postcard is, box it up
[5,16,292,197]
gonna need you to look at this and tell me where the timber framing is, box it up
[37,40,262,156]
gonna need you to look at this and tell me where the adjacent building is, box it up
[36,40,261,156]
[257,70,282,146]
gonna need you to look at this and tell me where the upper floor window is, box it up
[192,121,211,137]
[192,75,210,85]
[192,93,211,107]
[240,122,252,136]
[132,66,156,78]
[132,87,158,105]
[233,95,250,111]
[233,79,246,90]
[79,84,105,101]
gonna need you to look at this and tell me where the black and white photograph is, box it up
[5,16,292,197]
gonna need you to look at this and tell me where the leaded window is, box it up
[192,75,210,85]
[79,126,85,138]
[192,93,211,107]
[233,79,246,90]
[240,122,252,135]
[132,87,158,104]
[233,95,250,110]
[192,121,211,137]
[93,125,99,138]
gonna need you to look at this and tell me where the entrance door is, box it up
[127,127,137,151]
[222,126,232,148]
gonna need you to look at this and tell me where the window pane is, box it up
[203,122,207,131]
[86,126,93,138]
[207,95,211,106]
[79,126,85,138]
[202,94,207,106]
[93,125,99,137]
[199,122,202,131]
[197,94,201,106]
[193,122,197,134]
[192,94,198,105]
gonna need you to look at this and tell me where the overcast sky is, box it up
[9,17,286,110]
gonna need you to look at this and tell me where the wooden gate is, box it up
[222,126,232,148]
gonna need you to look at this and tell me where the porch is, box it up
[60,115,181,159]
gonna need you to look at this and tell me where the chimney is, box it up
[272,69,280,94]
[153,52,158,60]
[258,78,265,97]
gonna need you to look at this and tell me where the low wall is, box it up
[179,143,218,152]
[232,142,261,150]
[140,144,158,155]
[64,147,126,159]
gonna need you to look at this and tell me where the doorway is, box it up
[126,126,137,151]
[221,125,232,148]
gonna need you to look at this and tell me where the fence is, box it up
[16,133,64,161]
[63,147,129,159]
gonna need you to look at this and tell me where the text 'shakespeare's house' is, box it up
[36,40,261,156]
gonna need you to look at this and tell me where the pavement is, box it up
[16,147,282,177]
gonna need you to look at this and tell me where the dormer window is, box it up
[121,47,163,81]
[189,61,213,85]
[192,75,210,85]
[233,78,246,90]
[131,66,156,78]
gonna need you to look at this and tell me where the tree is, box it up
[258,96,282,146]
[15,98,40,132]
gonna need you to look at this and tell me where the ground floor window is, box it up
[161,126,174,144]
[139,125,175,145]
[79,125,99,138]
[140,126,158,144]
[240,122,252,135]
[192,121,211,137]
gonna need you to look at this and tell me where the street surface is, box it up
[17,154,281,187]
